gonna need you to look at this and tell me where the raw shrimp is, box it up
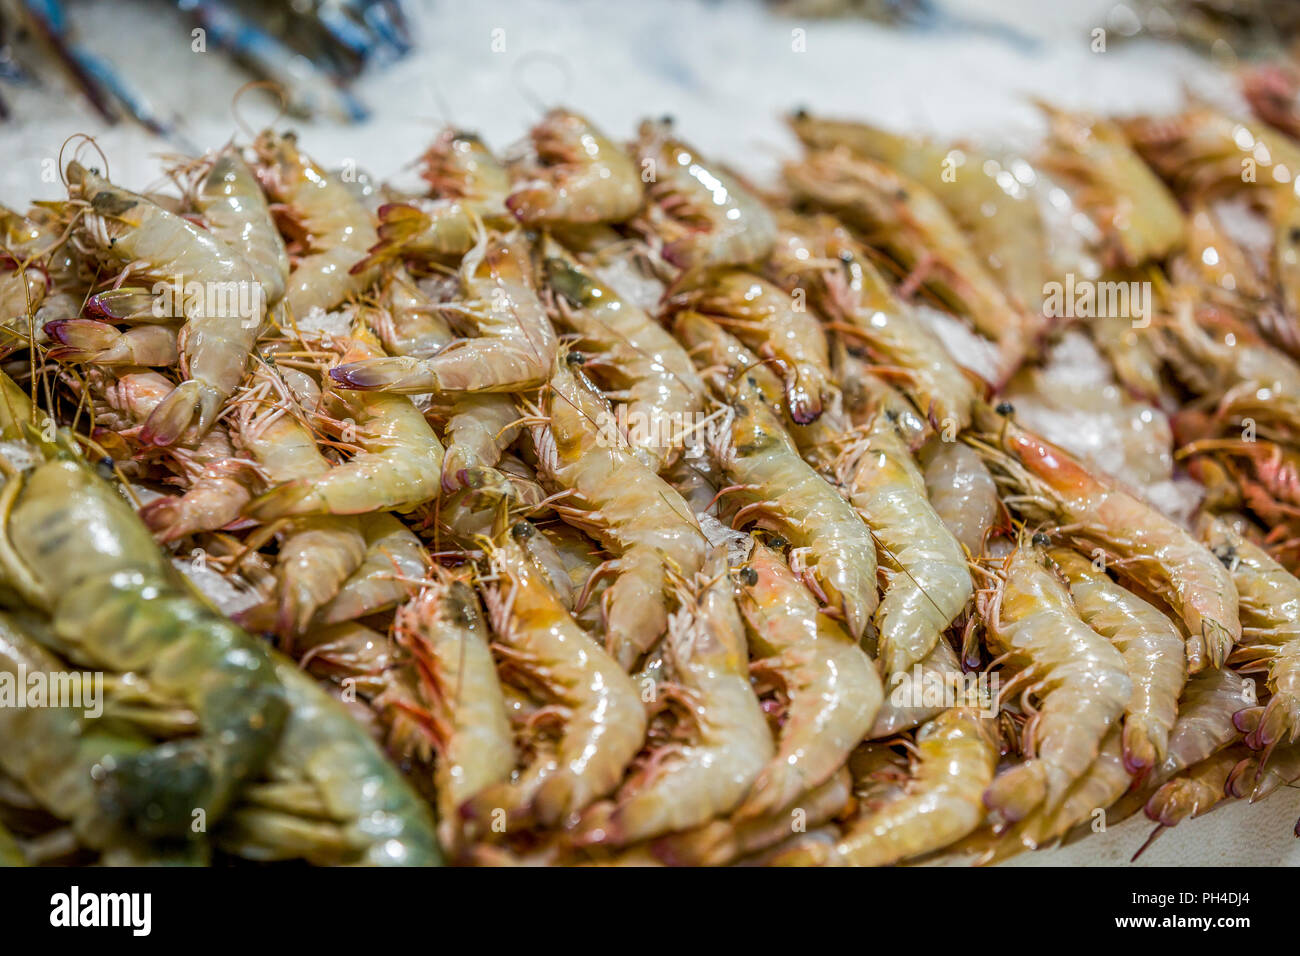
[440,393,522,492]
[217,659,440,866]
[980,537,1131,825]
[66,162,262,444]
[544,251,706,470]
[676,269,833,425]
[784,149,1031,382]
[45,320,177,366]
[464,531,645,830]
[1051,546,1186,775]
[768,216,976,430]
[788,112,1049,311]
[1142,746,1249,835]
[419,128,511,218]
[733,542,881,818]
[869,638,964,738]
[836,409,973,676]
[253,130,379,318]
[1199,516,1300,755]
[392,572,514,853]
[651,767,852,866]
[329,231,558,393]
[507,109,642,225]
[248,325,445,518]
[919,440,1000,557]
[575,547,772,845]
[0,393,287,838]
[635,118,776,270]
[370,268,454,358]
[316,513,430,624]
[712,380,878,639]
[195,146,290,307]
[530,359,707,669]
[970,402,1241,671]
[789,708,996,866]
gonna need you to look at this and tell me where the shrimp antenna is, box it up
[58,133,110,185]
[231,81,289,140]
[510,51,572,116]
[429,75,457,130]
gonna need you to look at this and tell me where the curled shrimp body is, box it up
[981,539,1132,826]
[784,150,1030,383]
[0,405,287,839]
[249,326,445,519]
[532,360,706,669]
[971,403,1241,671]
[1051,547,1187,776]
[219,659,440,866]
[1158,666,1250,783]
[677,269,833,425]
[393,574,514,854]
[253,131,380,318]
[440,393,522,492]
[507,109,642,225]
[316,513,430,624]
[919,440,1000,558]
[1142,746,1247,833]
[789,113,1048,312]
[713,382,878,639]
[329,232,558,393]
[870,638,963,738]
[797,708,996,867]
[66,162,262,445]
[371,269,454,359]
[545,253,706,471]
[196,147,290,307]
[733,542,881,819]
[635,118,777,270]
[768,217,976,430]
[836,410,973,677]
[576,548,773,845]
[1199,516,1300,756]
[466,533,646,830]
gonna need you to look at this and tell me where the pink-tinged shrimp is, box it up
[714,382,878,638]
[1160,666,1251,782]
[196,147,290,307]
[530,359,707,669]
[544,251,706,471]
[789,112,1049,312]
[1051,547,1187,776]
[1037,106,1186,267]
[732,542,881,819]
[768,216,976,431]
[464,532,645,831]
[783,149,1030,383]
[575,547,773,845]
[392,573,515,854]
[440,393,522,492]
[980,537,1132,826]
[248,325,445,519]
[635,118,776,270]
[1199,516,1300,756]
[674,269,833,425]
[44,319,177,366]
[370,268,454,359]
[507,109,642,225]
[970,402,1241,671]
[252,130,379,318]
[836,410,973,677]
[919,440,1000,558]
[329,231,558,393]
[790,708,996,867]
[651,767,852,866]
[66,162,262,445]
[1142,746,1250,836]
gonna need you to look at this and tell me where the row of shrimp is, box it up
[2,88,1300,867]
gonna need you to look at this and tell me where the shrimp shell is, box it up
[507,110,642,225]
[919,440,1000,558]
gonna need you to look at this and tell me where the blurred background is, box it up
[2,0,1297,866]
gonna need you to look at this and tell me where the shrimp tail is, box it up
[140,380,210,446]
[85,287,164,322]
[1245,692,1300,753]
[43,319,118,361]
[983,761,1047,824]
[329,358,433,392]
[244,481,313,522]
[1122,720,1159,777]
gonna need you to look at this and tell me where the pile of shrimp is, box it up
[3,90,1300,867]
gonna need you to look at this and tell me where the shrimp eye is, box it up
[1290,227,1300,244]
[767,534,789,549]
[995,401,1015,416]
[793,107,809,120]
[1032,532,1050,546]
[510,521,533,540]
[739,566,759,587]
[96,457,115,478]
[838,250,854,264]
[660,114,674,126]
[566,351,585,366]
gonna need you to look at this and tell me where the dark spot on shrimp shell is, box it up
[995,401,1015,416]
[1214,544,1236,569]
[1290,227,1300,244]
